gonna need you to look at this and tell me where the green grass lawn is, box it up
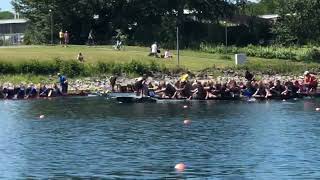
[0,45,319,75]
[0,45,236,71]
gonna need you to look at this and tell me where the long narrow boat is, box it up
[105,92,320,103]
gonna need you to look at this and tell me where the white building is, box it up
[0,18,28,45]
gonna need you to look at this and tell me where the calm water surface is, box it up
[0,97,320,179]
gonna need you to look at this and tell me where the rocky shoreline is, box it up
[1,70,317,95]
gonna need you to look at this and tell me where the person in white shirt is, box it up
[149,42,159,57]
[164,50,173,59]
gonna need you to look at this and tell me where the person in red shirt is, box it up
[303,71,318,93]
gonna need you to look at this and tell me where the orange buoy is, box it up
[175,163,186,172]
[39,115,45,119]
[184,120,191,125]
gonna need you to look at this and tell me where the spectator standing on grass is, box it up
[149,42,158,57]
[88,30,94,46]
[59,30,64,45]
[64,31,69,47]
[58,73,68,94]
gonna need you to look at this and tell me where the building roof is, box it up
[0,19,28,25]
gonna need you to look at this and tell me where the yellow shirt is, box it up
[59,32,64,38]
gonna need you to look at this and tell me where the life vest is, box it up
[304,75,317,86]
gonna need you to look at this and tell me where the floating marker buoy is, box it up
[183,105,188,109]
[282,99,286,102]
[316,108,320,111]
[175,163,186,172]
[184,120,191,125]
[39,115,45,119]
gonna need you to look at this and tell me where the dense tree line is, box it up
[15,0,273,47]
[12,0,320,47]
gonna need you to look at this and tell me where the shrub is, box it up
[199,43,320,62]
[300,48,320,62]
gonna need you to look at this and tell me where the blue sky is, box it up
[0,0,13,11]
[0,0,259,12]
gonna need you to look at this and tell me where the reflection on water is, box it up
[0,97,320,179]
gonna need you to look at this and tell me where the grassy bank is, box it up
[0,45,319,84]
[200,44,320,62]
[0,45,233,71]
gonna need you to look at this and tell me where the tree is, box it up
[0,11,14,19]
[12,0,234,46]
[273,0,320,45]
[242,0,285,16]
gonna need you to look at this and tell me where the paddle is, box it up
[48,90,52,97]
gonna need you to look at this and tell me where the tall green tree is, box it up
[273,0,320,45]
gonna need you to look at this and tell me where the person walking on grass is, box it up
[64,31,69,47]
[59,30,64,45]
[88,30,94,46]
[58,73,68,94]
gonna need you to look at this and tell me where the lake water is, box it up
[0,97,320,179]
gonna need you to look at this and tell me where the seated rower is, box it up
[134,74,147,96]
[253,81,272,98]
[212,83,222,98]
[229,80,241,97]
[39,85,49,97]
[17,85,26,99]
[0,86,5,99]
[2,87,8,99]
[26,84,38,99]
[205,81,216,99]
[177,80,193,99]
[191,81,206,100]
[221,83,231,98]
[127,84,134,93]
[242,81,256,98]
[270,80,285,96]
[155,81,177,99]
[293,80,302,94]
[53,83,62,96]
[303,71,318,94]
[6,85,15,99]
[282,81,299,98]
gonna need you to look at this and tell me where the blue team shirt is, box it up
[59,76,66,85]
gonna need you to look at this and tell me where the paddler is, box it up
[191,81,206,100]
[177,74,192,99]
[109,76,117,92]
[134,74,147,96]
[58,73,68,95]
[303,71,318,93]
[155,81,177,99]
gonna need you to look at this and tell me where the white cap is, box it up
[304,71,310,76]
